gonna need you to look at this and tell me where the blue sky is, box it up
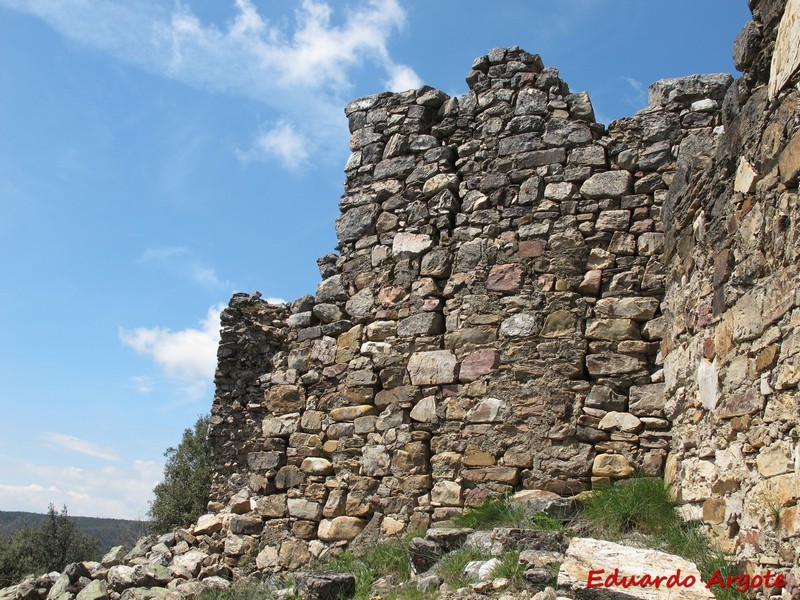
[0,1,750,519]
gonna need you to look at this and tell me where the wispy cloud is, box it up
[139,246,230,289]
[237,120,310,171]
[40,432,122,462]
[119,304,223,386]
[622,76,647,108]
[0,459,161,519]
[0,0,420,170]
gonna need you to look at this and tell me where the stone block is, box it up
[466,397,505,423]
[594,296,660,321]
[398,313,445,337]
[596,209,631,231]
[459,348,500,382]
[431,481,463,506]
[317,517,367,542]
[592,454,634,478]
[265,385,306,414]
[558,537,713,599]
[330,405,377,422]
[407,350,458,385]
[486,263,525,292]
[580,171,632,199]
[769,0,800,98]
[300,458,334,476]
[779,128,800,183]
[392,232,433,256]
[287,498,323,521]
[410,396,438,423]
[540,310,576,337]
[500,313,537,337]
[586,353,645,376]
[585,318,639,341]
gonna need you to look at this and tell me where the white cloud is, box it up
[386,64,423,92]
[265,296,288,305]
[0,0,421,170]
[0,459,161,519]
[139,246,230,289]
[119,304,223,383]
[237,120,310,171]
[40,432,122,462]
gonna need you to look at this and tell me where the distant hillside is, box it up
[0,511,147,553]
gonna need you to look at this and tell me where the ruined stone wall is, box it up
[661,0,800,581]
[204,44,736,573]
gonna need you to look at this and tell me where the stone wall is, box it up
[661,0,800,581]
[204,42,740,573]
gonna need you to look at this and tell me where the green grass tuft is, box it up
[449,494,570,535]
[580,477,678,539]
[197,580,296,600]
[318,533,417,600]
[580,478,749,600]
[436,544,492,589]
[449,495,525,530]
[489,549,526,588]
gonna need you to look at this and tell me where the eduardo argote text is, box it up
[587,567,787,593]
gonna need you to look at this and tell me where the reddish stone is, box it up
[459,349,500,382]
[577,269,602,295]
[702,337,715,360]
[713,249,732,288]
[518,239,546,258]
[377,285,407,306]
[486,263,525,292]
[537,273,555,291]
[629,219,654,234]
[697,302,713,328]
[322,364,348,378]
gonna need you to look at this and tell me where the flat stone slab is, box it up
[558,537,714,599]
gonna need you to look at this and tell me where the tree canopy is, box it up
[0,504,100,587]
[147,414,212,534]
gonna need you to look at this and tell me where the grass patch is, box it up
[580,478,749,600]
[318,533,416,600]
[489,549,525,588]
[197,579,295,600]
[580,477,678,539]
[436,544,492,589]
[449,495,569,533]
[449,495,525,530]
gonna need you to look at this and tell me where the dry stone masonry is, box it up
[206,45,717,572]
[4,1,799,598]
[204,0,800,585]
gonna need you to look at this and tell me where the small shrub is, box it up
[526,511,570,533]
